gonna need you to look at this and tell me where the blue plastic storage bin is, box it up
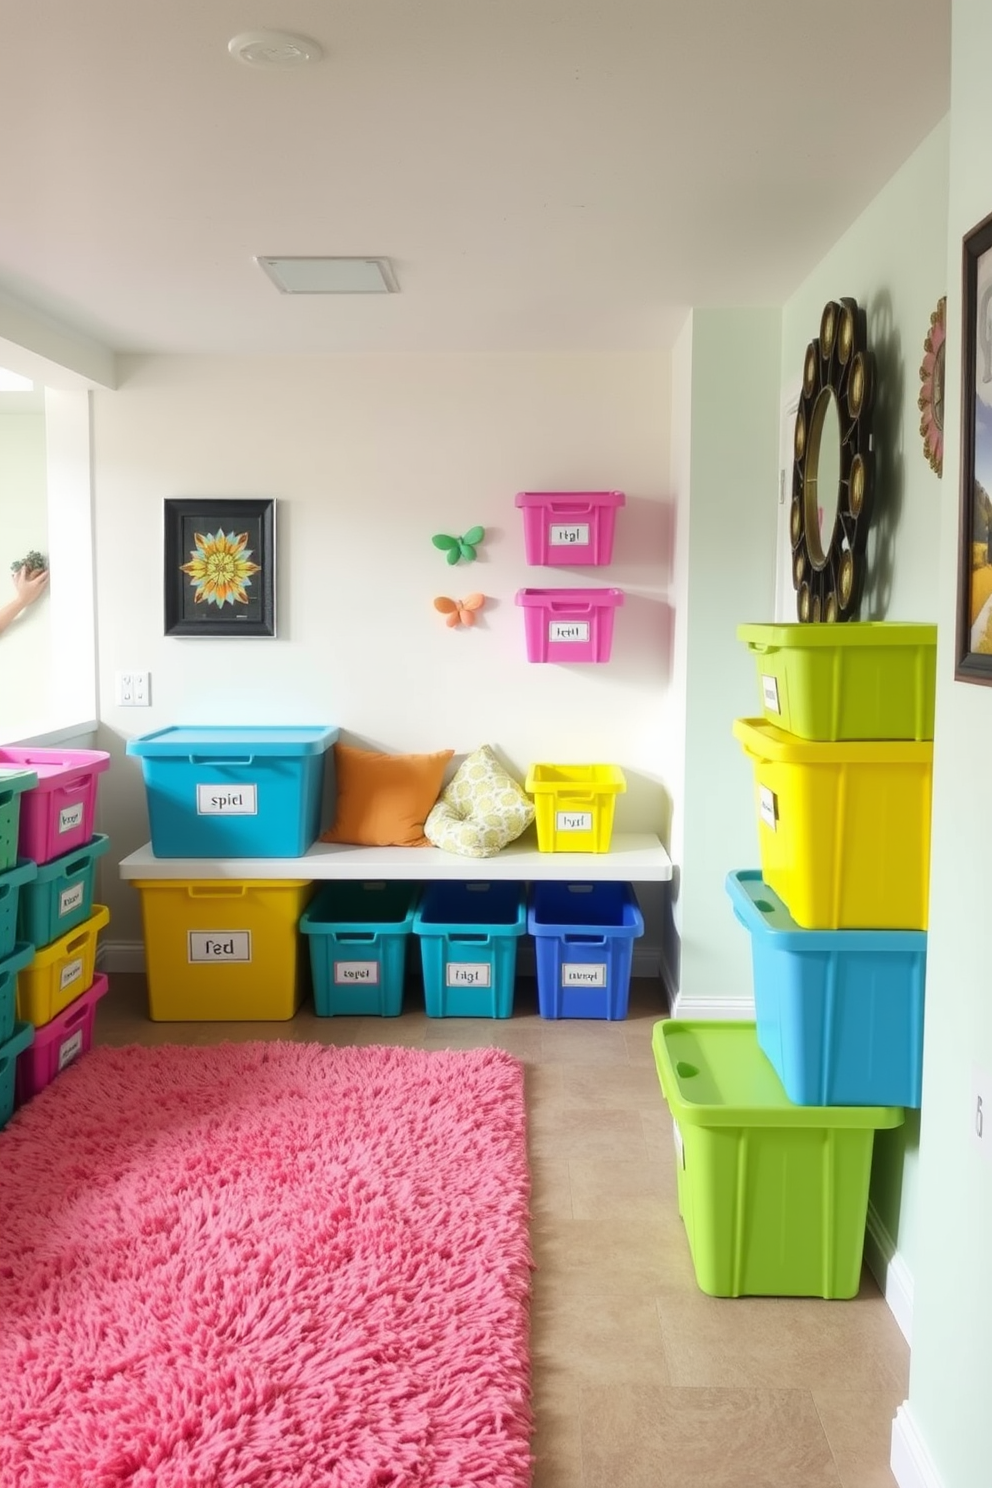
[17,834,109,949]
[412,880,526,1018]
[126,726,338,858]
[0,1020,34,1130]
[528,880,644,1019]
[0,858,38,961]
[0,942,34,1046]
[727,869,925,1107]
[300,880,420,1017]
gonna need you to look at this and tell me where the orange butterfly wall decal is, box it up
[434,593,485,628]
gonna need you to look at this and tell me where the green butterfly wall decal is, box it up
[432,526,485,564]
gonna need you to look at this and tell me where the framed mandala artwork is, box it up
[918,295,946,478]
[164,498,276,638]
[955,211,992,683]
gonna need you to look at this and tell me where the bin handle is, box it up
[64,929,90,955]
[563,933,606,946]
[336,932,375,944]
[60,1000,90,1033]
[187,885,248,899]
[547,501,593,516]
[54,774,89,795]
[449,933,489,945]
[188,754,255,767]
[61,855,90,877]
[547,601,593,615]
[747,643,779,655]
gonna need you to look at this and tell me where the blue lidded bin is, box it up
[126,726,338,858]
[301,880,420,1017]
[529,880,644,1020]
[727,869,925,1108]
[412,880,526,1018]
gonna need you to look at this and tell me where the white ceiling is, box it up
[0,1,951,360]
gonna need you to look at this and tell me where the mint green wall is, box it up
[674,308,781,1008]
[779,119,950,1304]
[906,1,992,1481]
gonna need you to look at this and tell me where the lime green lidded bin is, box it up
[652,1020,903,1298]
[737,621,937,742]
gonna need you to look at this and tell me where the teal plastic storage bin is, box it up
[528,880,644,1020]
[412,880,526,1018]
[727,870,926,1107]
[126,726,338,858]
[17,835,110,950]
[0,1021,34,1130]
[0,769,37,873]
[0,943,34,1046]
[0,859,38,961]
[301,880,420,1017]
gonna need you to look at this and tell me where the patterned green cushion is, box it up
[424,745,535,858]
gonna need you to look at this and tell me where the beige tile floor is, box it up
[95,972,909,1488]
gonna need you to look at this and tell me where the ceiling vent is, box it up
[255,257,399,294]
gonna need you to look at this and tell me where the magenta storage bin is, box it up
[515,490,625,566]
[516,588,624,663]
[0,748,110,865]
[15,972,109,1105]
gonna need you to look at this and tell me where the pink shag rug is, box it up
[0,1042,533,1488]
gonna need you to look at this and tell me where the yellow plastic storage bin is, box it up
[652,1020,904,1297]
[16,903,110,1027]
[133,879,313,1021]
[525,764,626,854]
[733,717,932,930]
[737,621,937,741]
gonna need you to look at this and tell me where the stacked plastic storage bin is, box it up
[653,623,935,1297]
[0,766,38,1128]
[0,747,112,1112]
[125,726,338,1020]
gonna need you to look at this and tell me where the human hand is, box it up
[12,565,49,606]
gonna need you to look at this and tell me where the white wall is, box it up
[92,352,672,944]
[0,411,50,735]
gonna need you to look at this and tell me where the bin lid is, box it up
[126,725,338,757]
[737,621,937,652]
[726,870,926,953]
[652,1020,904,1129]
[732,716,933,766]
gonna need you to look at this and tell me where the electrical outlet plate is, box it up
[116,671,150,707]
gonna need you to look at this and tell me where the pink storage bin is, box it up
[516,588,624,663]
[0,747,110,865]
[515,491,625,566]
[15,971,109,1104]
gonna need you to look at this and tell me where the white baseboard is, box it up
[98,940,664,981]
[864,1202,913,1345]
[669,991,755,1020]
[891,1404,946,1488]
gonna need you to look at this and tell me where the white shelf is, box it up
[118,831,673,882]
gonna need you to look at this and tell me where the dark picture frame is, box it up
[164,498,276,639]
[956,211,992,683]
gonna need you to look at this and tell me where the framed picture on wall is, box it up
[164,498,276,638]
[956,211,992,683]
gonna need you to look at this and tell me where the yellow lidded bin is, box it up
[133,879,314,1021]
[17,903,110,1026]
[525,764,626,853]
[733,718,932,930]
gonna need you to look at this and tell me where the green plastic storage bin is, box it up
[16,834,110,949]
[652,1019,903,1298]
[300,880,419,1017]
[737,621,937,741]
[0,769,37,873]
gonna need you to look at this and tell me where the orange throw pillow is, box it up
[320,744,454,847]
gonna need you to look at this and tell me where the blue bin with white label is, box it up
[300,880,420,1017]
[17,834,110,950]
[126,726,339,858]
[412,881,527,1018]
[529,880,644,1019]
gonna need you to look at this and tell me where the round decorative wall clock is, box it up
[918,295,946,477]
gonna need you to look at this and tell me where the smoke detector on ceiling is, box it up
[228,31,323,68]
[256,257,399,294]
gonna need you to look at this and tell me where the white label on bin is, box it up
[334,960,379,985]
[561,962,607,987]
[59,881,85,918]
[761,674,781,713]
[759,786,778,830]
[556,810,593,833]
[548,621,590,644]
[58,802,84,834]
[446,963,491,987]
[188,931,251,963]
[196,783,258,815]
[549,522,590,548]
[59,957,84,992]
[58,1030,84,1071]
[673,1119,685,1169]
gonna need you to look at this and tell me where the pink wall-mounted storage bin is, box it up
[516,588,624,663]
[515,490,625,566]
[0,748,110,865]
